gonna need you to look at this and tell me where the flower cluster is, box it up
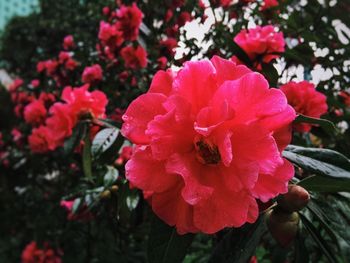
[21,241,62,263]
[28,85,108,153]
[122,56,296,234]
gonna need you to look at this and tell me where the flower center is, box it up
[195,138,221,165]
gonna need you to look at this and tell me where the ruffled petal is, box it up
[125,146,178,193]
[252,159,294,202]
[121,93,167,144]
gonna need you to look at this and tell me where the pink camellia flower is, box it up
[24,100,47,126]
[63,35,75,50]
[234,25,285,64]
[21,241,62,263]
[60,84,108,123]
[98,21,124,49]
[280,81,328,132]
[28,126,56,153]
[122,56,296,234]
[116,3,143,41]
[121,45,148,69]
[82,64,103,84]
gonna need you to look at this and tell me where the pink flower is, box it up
[24,100,47,126]
[30,79,40,88]
[21,241,62,263]
[61,84,108,122]
[280,81,328,132]
[98,21,124,49]
[29,85,108,152]
[28,126,56,153]
[234,25,285,64]
[121,45,148,69]
[122,56,296,234]
[82,64,103,84]
[63,35,75,50]
[116,3,143,41]
[9,78,23,92]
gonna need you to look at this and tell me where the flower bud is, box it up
[100,190,111,200]
[277,185,310,213]
[266,209,299,247]
[110,185,119,193]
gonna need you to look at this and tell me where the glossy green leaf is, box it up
[294,114,337,136]
[298,175,350,192]
[306,201,340,251]
[147,215,194,263]
[91,128,120,157]
[103,166,119,187]
[299,213,339,263]
[283,150,350,179]
[208,216,266,263]
[285,145,350,171]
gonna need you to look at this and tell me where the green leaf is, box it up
[285,145,350,171]
[283,147,350,179]
[261,63,279,87]
[103,166,119,187]
[91,128,120,157]
[230,41,252,67]
[298,175,350,192]
[294,231,309,263]
[294,114,337,136]
[72,198,82,214]
[147,215,194,263]
[83,133,93,180]
[306,201,340,251]
[208,216,266,263]
[299,213,339,263]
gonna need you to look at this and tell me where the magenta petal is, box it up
[121,93,167,144]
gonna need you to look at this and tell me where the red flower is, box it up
[339,91,350,106]
[29,85,108,152]
[122,56,295,234]
[98,21,124,49]
[280,81,328,132]
[121,45,148,69]
[21,241,62,263]
[28,126,56,153]
[24,100,47,126]
[234,25,285,64]
[177,12,192,27]
[261,0,279,11]
[160,38,178,57]
[116,3,143,41]
[63,35,75,50]
[30,79,40,88]
[9,78,23,92]
[82,64,103,84]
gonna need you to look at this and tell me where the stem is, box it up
[83,133,93,181]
